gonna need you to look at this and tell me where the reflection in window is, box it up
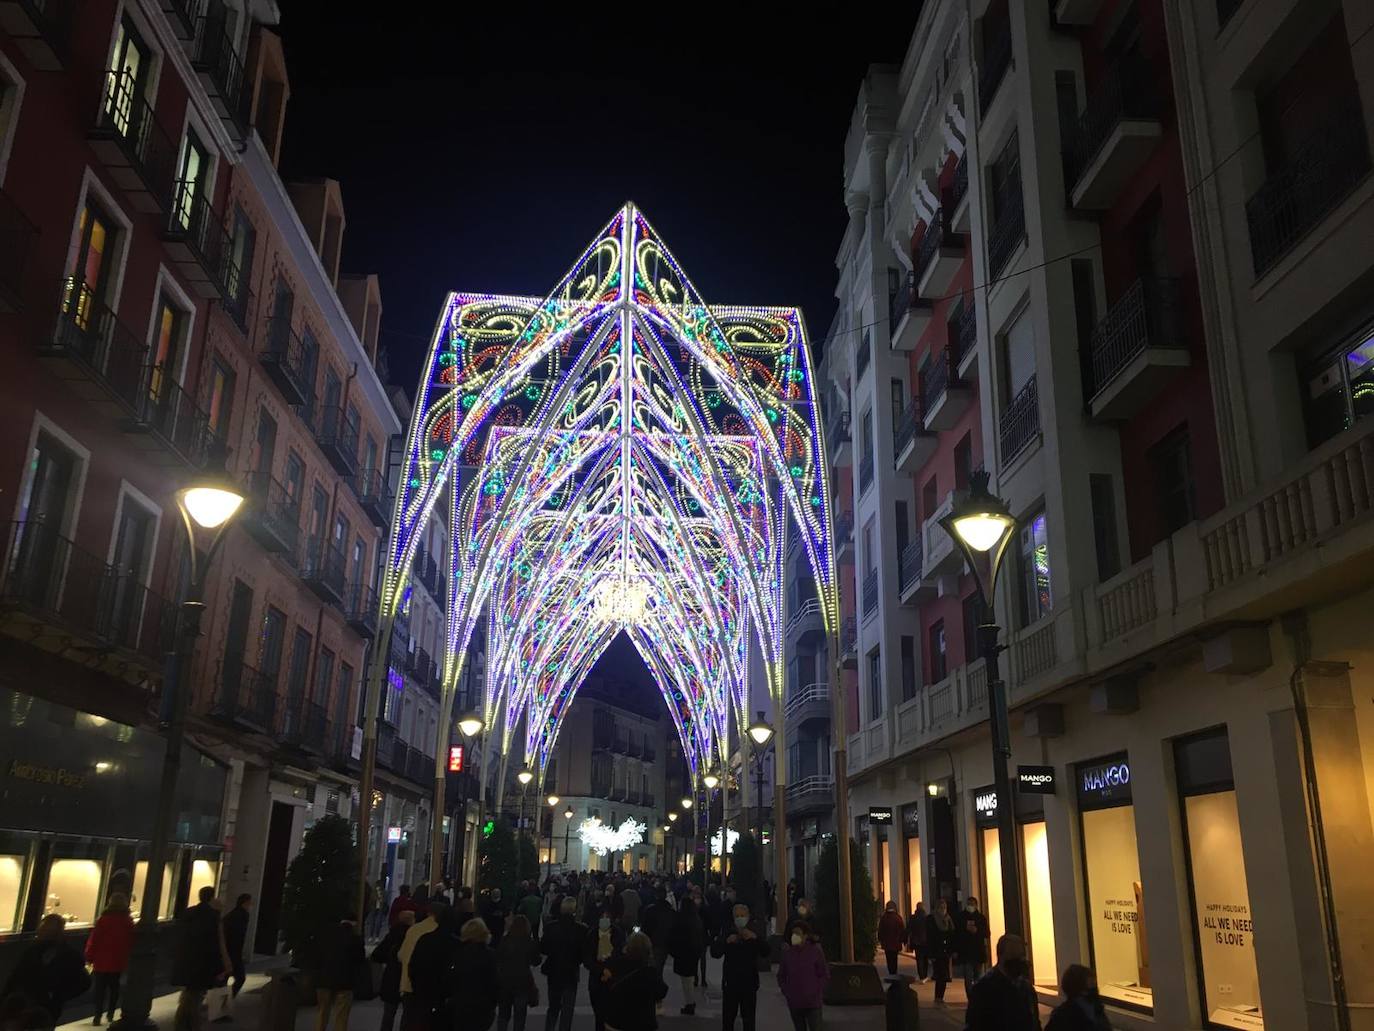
[1019,511,1051,626]
[46,859,104,928]
[1303,324,1374,448]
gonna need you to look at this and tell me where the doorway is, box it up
[253,801,295,955]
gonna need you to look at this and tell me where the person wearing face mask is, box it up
[783,897,814,944]
[584,910,626,1031]
[925,899,956,1006]
[954,895,991,996]
[1044,964,1111,1031]
[709,904,770,1031]
[775,920,828,1031]
[963,934,1042,1031]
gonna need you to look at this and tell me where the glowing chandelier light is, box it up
[592,576,650,625]
[577,816,647,856]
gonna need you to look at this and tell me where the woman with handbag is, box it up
[602,933,667,1031]
[494,915,540,1031]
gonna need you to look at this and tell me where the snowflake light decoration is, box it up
[578,817,647,856]
[710,828,740,857]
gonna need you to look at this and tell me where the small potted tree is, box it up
[279,815,359,1000]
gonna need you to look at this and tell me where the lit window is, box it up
[1018,510,1051,626]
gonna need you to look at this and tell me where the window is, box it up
[921,477,937,523]
[1072,258,1098,400]
[1001,307,1036,410]
[259,606,287,685]
[254,409,277,474]
[899,635,917,702]
[284,452,304,512]
[1090,473,1121,581]
[172,127,208,232]
[225,206,255,305]
[962,592,987,665]
[895,501,909,556]
[351,536,366,589]
[927,620,947,682]
[1302,319,1374,448]
[363,436,379,477]
[285,627,312,710]
[1054,70,1078,150]
[989,130,1021,221]
[890,378,904,426]
[1018,509,1051,625]
[1149,427,1194,540]
[862,519,875,575]
[205,356,235,440]
[954,433,973,490]
[333,514,351,555]
[867,648,883,719]
[298,330,319,420]
[861,408,873,463]
[148,291,188,405]
[322,366,342,414]
[109,494,155,632]
[340,662,356,734]
[20,429,79,531]
[104,18,151,137]
[314,646,335,709]
[64,199,117,324]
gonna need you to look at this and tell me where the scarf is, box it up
[932,910,953,932]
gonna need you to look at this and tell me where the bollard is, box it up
[885,973,919,1030]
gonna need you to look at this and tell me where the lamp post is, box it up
[117,463,244,1031]
[517,767,534,868]
[542,794,559,882]
[562,806,574,875]
[457,711,485,886]
[681,795,695,884]
[939,469,1023,939]
[668,810,679,874]
[702,771,720,887]
[746,713,774,913]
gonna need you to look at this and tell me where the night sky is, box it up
[276,6,917,702]
[276,5,918,391]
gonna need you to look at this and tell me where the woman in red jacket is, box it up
[85,893,135,1025]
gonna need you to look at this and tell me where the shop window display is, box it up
[1077,754,1152,1009]
[188,858,219,902]
[973,785,1054,990]
[1176,730,1262,1029]
[45,858,103,927]
[131,860,176,921]
[0,854,25,932]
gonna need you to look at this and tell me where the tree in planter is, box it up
[478,818,518,901]
[728,832,761,912]
[279,815,358,971]
[813,836,877,963]
[517,832,539,885]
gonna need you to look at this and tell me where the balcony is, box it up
[953,297,979,380]
[856,333,872,380]
[162,181,231,298]
[220,277,253,336]
[1063,57,1162,212]
[377,721,396,769]
[130,367,215,469]
[999,374,1041,464]
[243,471,301,557]
[406,746,430,785]
[351,468,392,528]
[158,0,203,40]
[0,0,73,70]
[859,449,874,495]
[839,617,858,668]
[1087,278,1190,420]
[785,597,824,641]
[947,152,970,233]
[889,270,933,352]
[785,775,835,817]
[300,536,346,605]
[914,211,963,301]
[1246,102,1372,279]
[987,181,1026,280]
[345,582,378,638]
[643,745,656,762]
[414,551,441,599]
[978,17,1013,116]
[920,348,972,431]
[834,508,854,562]
[0,519,176,671]
[41,280,148,419]
[861,569,879,619]
[899,538,935,605]
[921,492,962,582]
[317,405,359,475]
[191,15,248,141]
[211,659,276,734]
[259,318,314,405]
[1053,0,1102,24]
[894,395,936,473]
[0,189,37,312]
[784,682,830,727]
[89,71,175,214]
[281,699,327,756]
[826,407,852,464]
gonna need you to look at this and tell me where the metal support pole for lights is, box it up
[939,470,1024,940]
[827,616,856,963]
[746,713,773,917]
[703,770,719,886]
[456,712,485,887]
[117,463,244,1031]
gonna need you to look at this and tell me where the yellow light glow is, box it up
[952,511,1014,553]
[703,772,719,790]
[517,769,534,786]
[547,794,560,807]
[179,486,245,529]
[748,722,774,746]
[457,713,484,738]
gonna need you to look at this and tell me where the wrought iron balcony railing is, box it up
[979,17,1013,116]
[138,365,216,468]
[1088,278,1183,399]
[947,152,969,214]
[244,471,302,557]
[914,210,951,286]
[889,269,916,335]
[213,658,276,733]
[92,69,175,210]
[351,467,392,528]
[952,297,977,366]
[856,331,872,380]
[317,405,359,475]
[893,395,922,458]
[159,0,205,39]
[345,582,378,638]
[47,279,147,415]
[0,0,76,69]
[920,348,951,416]
[987,179,1026,280]
[300,535,346,603]
[282,699,326,753]
[191,14,248,139]
[259,317,314,405]
[999,374,1040,463]
[899,538,924,592]
[164,179,231,296]
[1062,56,1161,193]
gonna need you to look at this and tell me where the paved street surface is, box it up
[57,951,987,1031]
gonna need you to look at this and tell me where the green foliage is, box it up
[729,831,761,911]
[479,818,518,900]
[280,815,358,970]
[813,836,877,962]
[517,831,539,884]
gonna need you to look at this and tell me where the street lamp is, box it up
[562,806,574,875]
[702,771,719,886]
[457,711,485,739]
[118,459,244,1031]
[543,795,559,882]
[939,468,1023,939]
[746,712,773,910]
[517,767,534,855]
[455,711,486,888]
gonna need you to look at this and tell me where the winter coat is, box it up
[315,921,366,992]
[449,941,498,1031]
[954,906,991,965]
[709,929,769,994]
[480,900,509,947]
[602,956,668,1031]
[965,966,1042,1031]
[618,888,641,929]
[85,910,135,973]
[666,909,704,976]
[583,923,625,1013]
[1045,994,1113,1031]
[170,902,225,990]
[516,893,543,932]
[1,939,90,1024]
[926,912,956,961]
[640,900,675,950]
[389,894,418,927]
[906,909,928,951]
[494,934,540,1001]
[223,905,250,963]
[776,939,829,1011]
[878,910,906,952]
[370,924,410,1004]
[539,915,587,988]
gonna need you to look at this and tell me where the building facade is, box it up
[829,1,1374,1029]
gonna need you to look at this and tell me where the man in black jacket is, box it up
[172,888,229,1031]
[954,896,991,995]
[221,895,252,998]
[964,934,1041,1031]
[539,896,586,1031]
[709,903,770,1031]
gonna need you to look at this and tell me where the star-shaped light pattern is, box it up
[377,204,839,777]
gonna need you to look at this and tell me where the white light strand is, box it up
[577,816,647,856]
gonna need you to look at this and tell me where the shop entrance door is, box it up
[254,801,294,954]
[928,795,958,906]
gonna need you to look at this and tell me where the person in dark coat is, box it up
[638,890,674,979]
[877,901,907,976]
[964,934,1042,1031]
[583,911,625,1031]
[85,893,134,1025]
[390,885,417,928]
[494,915,540,1031]
[906,902,929,983]
[314,917,366,1031]
[926,899,956,1005]
[666,899,704,1016]
[407,907,460,1031]
[709,903,770,1031]
[481,890,510,949]
[221,895,252,998]
[539,897,586,1031]
[1,914,90,1027]
[450,920,499,1031]
[601,932,668,1031]
[697,888,721,987]
[371,910,414,1031]
[171,888,228,1031]
[954,896,992,996]
[1045,964,1112,1031]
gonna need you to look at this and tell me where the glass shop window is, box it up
[0,839,30,933]
[188,858,220,903]
[1175,728,1263,1030]
[44,841,109,928]
[131,859,177,921]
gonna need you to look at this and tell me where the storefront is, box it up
[1076,753,1152,1011]
[1174,728,1262,1030]
[901,803,920,914]
[0,689,227,938]
[970,781,1056,994]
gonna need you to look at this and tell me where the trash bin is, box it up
[885,974,919,1030]
[259,972,297,1031]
